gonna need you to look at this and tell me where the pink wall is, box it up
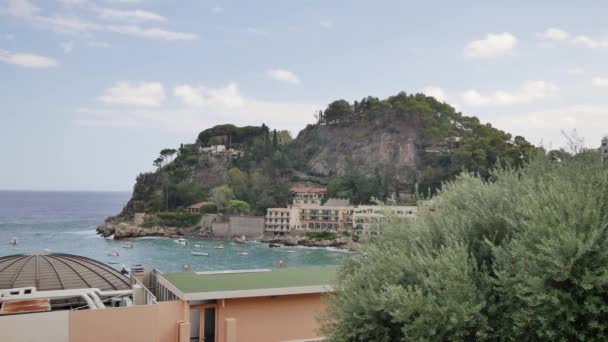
[216,293,326,342]
[69,301,186,342]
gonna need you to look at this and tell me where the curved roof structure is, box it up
[0,253,130,291]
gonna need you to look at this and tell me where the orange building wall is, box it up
[69,301,186,342]
[216,293,326,342]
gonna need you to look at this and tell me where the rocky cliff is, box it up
[291,118,418,183]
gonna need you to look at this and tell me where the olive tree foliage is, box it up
[322,151,608,341]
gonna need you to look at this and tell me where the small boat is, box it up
[121,242,134,249]
[215,244,225,249]
[174,238,187,246]
[237,252,249,256]
[107,250,120,257]
[191,251,210,256]
[269,243,281,248]
[194,244,202,248]
[9,238,17,245]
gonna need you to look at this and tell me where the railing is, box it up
[131,273,157,305]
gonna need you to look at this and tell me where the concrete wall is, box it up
[216,293,326,342]
[69,301,186,342]
[212,216,265,238]
[228,216,264,238]
[211,221,230,237]
[0,310,69,342]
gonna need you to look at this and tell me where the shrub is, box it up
[306,231,338,240]
[323,151,608,341]
[201,204,218,214]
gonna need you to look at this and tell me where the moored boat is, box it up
[191,251,210,256]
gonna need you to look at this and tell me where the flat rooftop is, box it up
[161,266,337,300]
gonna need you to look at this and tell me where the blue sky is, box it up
[1,0,608,191]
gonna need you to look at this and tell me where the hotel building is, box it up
[353,205,417,235]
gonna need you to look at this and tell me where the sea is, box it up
[0,191,347,273]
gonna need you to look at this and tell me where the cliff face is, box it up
[292,119,418,182]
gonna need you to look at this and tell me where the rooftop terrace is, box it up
[161,266,337,300]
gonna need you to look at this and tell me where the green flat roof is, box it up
[163,266,337,294]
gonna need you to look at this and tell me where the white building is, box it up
[353,205,417,236]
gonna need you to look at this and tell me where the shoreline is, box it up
[96,220,357,250]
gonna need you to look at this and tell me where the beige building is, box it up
[353,205,417,236]
[264,206,301,235]
[0,252,335,342]
[291,186,326,206]
[299,205,353,232]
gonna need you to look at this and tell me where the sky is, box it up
[1,0,608,191]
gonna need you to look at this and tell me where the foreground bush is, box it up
[323,152,608,341]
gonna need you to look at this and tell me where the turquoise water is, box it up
[0,191,347,272]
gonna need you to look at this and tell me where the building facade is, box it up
[291,187,326,206]
[299,205,353,232]
[353,205,417,236]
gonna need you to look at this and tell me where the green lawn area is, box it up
[163,266,337,294]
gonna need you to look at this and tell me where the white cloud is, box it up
[5,0,39,17]
[34,15,100,34]
[320,20,333,29]
[267,69,300,85]
[538,27,570,41]
[61,41,74,53]
[464,32,517,59]
[106,25,197,40]
[493,104,608,148]
[567,66,584,75]
[174,83,244,108]
[0,49,58,68]
[422,86,447,102]
[212,5,223,14]
[462,80,559,107]
[98,8,166,23]
[80,82,318,134]
[573,35,608,49]
[592,77,608,87]
[4,2,197,42]
[98,81,166,107]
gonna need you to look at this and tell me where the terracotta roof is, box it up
[290,187,327,194]
[187,201,213,209]
[0,253,130,291]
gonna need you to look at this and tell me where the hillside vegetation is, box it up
[111,92,536,220]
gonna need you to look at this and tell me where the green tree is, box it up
[324,100,353,124]
[225,168,248,199]
[323,151,608,341]
[211,185,234,211]
[226,199,250,215]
